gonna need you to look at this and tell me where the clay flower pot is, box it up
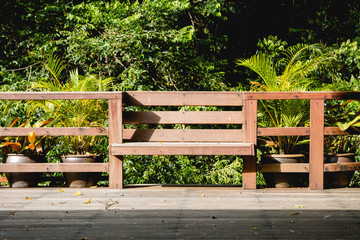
[324,153,355,188]
[61,155,102,188]
[261,154,308,188]
[5,154,43,188]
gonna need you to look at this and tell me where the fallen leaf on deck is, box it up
[25,197,31,200]
[290,212,300,215]
[84,198,91,204]
[295,205,304,208]
[89,186,97,189]
[74,191,82,196]
[59,189,64,192]
[252,227,259,230]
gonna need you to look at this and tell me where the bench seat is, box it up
[111,142,255,156]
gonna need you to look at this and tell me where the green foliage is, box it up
[236,44,332,154]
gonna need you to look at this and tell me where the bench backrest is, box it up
[122,91,246,143]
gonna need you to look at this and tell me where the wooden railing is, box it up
[0,91,360,190]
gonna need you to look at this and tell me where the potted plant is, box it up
[0,117,53,187]
[30,55,113,187]
[236,43,332,187]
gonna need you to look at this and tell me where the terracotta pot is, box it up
[5,154,43,188]
[61,155,101,188]
[261,154,308,188]
[324,153,355,188]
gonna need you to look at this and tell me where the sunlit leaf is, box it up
[28,131,36,144]
[83,198,91,204]
[74,191,82,196]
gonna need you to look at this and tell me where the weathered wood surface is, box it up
[0,92,121,100]
[124,91,244,106]
[111,142,255,156]
[258,163,310,173]
[108,97,124,189]
[124,111,243,124]
[242,99,258,189]
[244,91,360,100]
[0,163,109,172]
[0,127,108,136]
[309,99,325,190]
[324,162,360,172]
[123,129,243,142]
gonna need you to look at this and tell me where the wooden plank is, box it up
[124,111,243,124]
[0,127,108,136]
[0,92,121,100]
[258,127,309,136]
[242,99,258,189]
[309,99,325,190]
[123,129,243,142]
[124,91,243,106]
[324,162,360,172]
[108,97,124,189]
[244,91,360,100]
[0,163,108,172]
[111,142,255,156]
[258,163,310,173]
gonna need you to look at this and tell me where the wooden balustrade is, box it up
[0,91,359,189]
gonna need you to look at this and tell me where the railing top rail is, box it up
[243,91,360,100]
[0,91,359,101]
[0,92,122,100]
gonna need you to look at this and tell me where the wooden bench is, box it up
[109,91,258,189]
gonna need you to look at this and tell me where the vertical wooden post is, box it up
[309,99,325,190]
[108,92,123,189]
[243,98,258,189]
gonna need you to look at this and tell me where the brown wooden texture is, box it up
[324,162,360,172]
[242,99,258,189]
[0,92,121,100]
[0,163,108,172]
[258,127,309,136]
[108,96,124,189]
[0,127,108,136]
[244,91,360,100]
[123,129,243,142]
[309,99,325,190]
[111,143,255,156]
[124,111,243,124]
[258,163,310,173]
[124,91,244,106]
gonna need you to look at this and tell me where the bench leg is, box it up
[243,156,257,189]
[109,155,123,189]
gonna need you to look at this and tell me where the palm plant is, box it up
[30,54,113,155]
[236,44,333,154]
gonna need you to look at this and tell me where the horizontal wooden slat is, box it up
[0,163,109,172]
[324,162,360,172]
[124,111,243,124]
[258,127,309,136]
[111,142,255,156]
[258,163,310,173]
[123,129,243,142]
[124,91,243,106]
[0,92,122,100]
[0,127,108,136]
[244,91,360,100]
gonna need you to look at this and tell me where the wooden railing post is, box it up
[243,98,258,189]
[108,92,124,189]
[309,99,325,190]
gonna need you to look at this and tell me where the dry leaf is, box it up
[74,191,82,196]
[84,198,91,204]
[89,186,97,189]
[290,212,300,215]
[59,189,64,192]
[25,197,31,200]
[295,205,304,208]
